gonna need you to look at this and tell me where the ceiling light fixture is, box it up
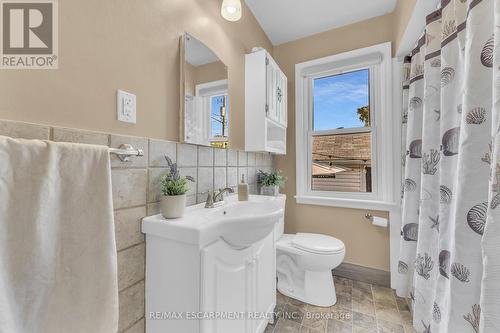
[221,0,242,22]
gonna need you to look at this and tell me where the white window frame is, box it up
[295,42,397,211]
[195,79,229,143]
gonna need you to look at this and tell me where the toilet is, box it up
[274,206,345,307]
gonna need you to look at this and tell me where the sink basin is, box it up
[208,201,284,248]
[142,194,285,247]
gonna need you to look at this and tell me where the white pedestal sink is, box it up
[142,194,285,333]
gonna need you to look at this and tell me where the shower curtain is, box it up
[396,0,500,332]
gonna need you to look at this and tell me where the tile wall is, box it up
[0,119,274,333]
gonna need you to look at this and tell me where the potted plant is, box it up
[257,169,286,196]
[160,156,195,219]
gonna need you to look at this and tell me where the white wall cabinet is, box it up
[245,49,287,154]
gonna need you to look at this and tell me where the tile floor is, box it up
[265,276,415,333]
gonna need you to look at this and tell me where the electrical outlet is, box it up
[117,90,136,123]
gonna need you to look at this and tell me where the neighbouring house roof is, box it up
[312,132,372,164]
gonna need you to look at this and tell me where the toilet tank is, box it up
[274,195,286,241]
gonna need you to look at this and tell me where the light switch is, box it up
[117,90,136,123]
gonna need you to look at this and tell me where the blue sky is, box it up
[211,95,227,137]
[313,69,369,131]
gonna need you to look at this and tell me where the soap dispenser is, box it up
[238,174,249,201]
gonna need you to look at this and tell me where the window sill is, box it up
[295,195,398,212]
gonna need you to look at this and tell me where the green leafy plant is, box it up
[160,156,195,196]
[257,169,286,187]
[357,105,370,126]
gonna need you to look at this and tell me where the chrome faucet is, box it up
[205,187,234,208]
[214,187,234,202]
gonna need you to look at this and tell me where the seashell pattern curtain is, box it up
[396,0,500,332]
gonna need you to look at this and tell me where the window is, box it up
[312,69,372,193]
[295,42,397,210]
[194,80,229,148]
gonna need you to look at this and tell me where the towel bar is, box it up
[109,144,144,162]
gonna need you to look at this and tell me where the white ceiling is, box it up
[245,0,398,45]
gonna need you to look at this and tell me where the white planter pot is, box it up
[260,185,279,196]
[160,194,187,219]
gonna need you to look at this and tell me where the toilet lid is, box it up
[291,233,345,254]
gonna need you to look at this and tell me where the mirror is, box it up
[180,33,229,148]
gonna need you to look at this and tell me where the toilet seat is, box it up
[291,233,345,255]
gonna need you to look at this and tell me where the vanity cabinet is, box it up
[143,213,276,333]
[245,49,287,154]
[200,233,275,333]
[253,232,276,331]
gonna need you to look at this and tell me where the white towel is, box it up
[0,136,118,333]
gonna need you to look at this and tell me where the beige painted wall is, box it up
[184,61,226,96]
[273,3,416,271]
[0,0,272,149]
[195,61,227,85]
[393,0,418,52]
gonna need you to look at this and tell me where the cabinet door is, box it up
[278,72,287,127]
[266,56,280,123]
[201,241,255,333]
[253,232,276,332]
